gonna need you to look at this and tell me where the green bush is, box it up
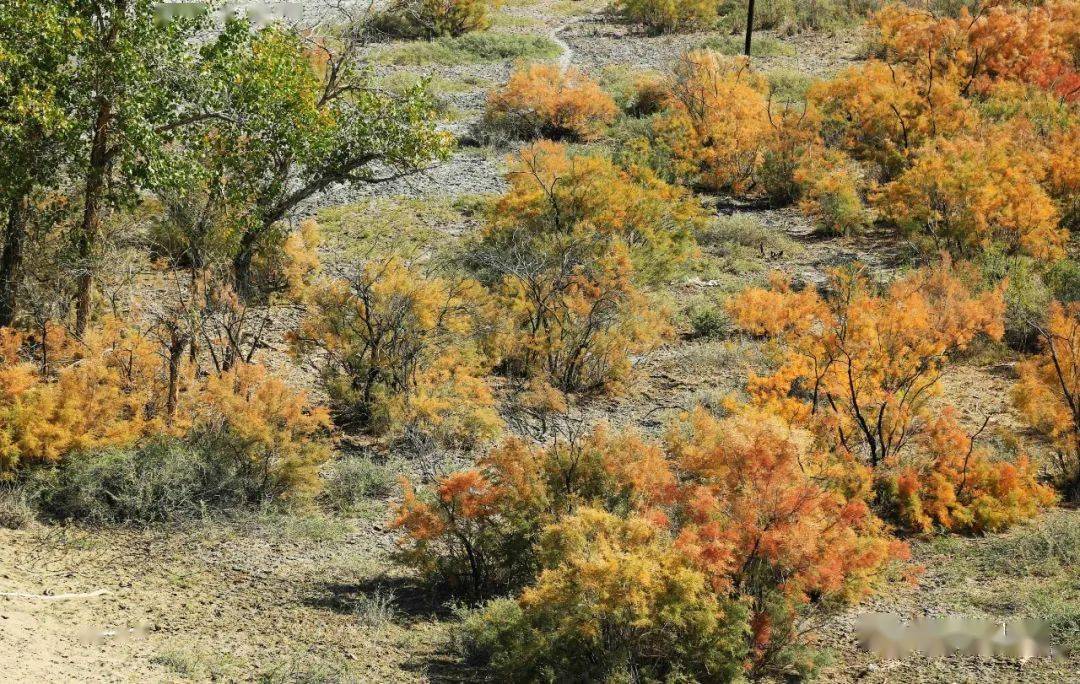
[375,0,494,39]
[615,0,719,34]
[321,453,396,513]
[29,437,289,525]
[1046,259,1080,304]
[719,0,881,33]
[688,301,731,338]
[699,33,795,57]
[979,250,1052,351]
[377,33,561,66]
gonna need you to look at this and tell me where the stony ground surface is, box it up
[2,1,1078,682]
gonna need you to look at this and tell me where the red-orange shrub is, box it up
[881,408,1056,533]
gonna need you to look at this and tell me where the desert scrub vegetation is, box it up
[483,63,618,141]
[374,0,500,39]
[395,408,906,678]
[289,257,502,446]
[614,0,719,34]
[375,32,561,65]
[466,141,704,391]
[728,260,1058,532]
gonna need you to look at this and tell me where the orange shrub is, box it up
[1014,300,1080,498]
[810,59,977,178]
[650,51,775,193]
[484,64,618,141]
[872,2,1080,100]
[794,148,870,235]
[880,408,1056,533]
[1045,126,1080,230]
[395,408,905,677]
[192,363,331,499]
[875,132,1066,260]
[728,260,1005,468]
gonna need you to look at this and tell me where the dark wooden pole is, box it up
[744,0,755,56]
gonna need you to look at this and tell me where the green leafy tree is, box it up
[67,0,208,335]
[0,0,83,326]
[180,19,452,298]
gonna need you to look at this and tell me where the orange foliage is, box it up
[393,407,904,674]
[290,257,501,445]
[810,59,976,178]
[484,63,617,141]
[875,131,1066,260]
[650,51,777,193]
[728,260,1005,468]
[882,408,1056,533]
[1014,300,1080,497]
[0,319,330,496]
[873,2,1080,100]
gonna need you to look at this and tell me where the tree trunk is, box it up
[165,331,189,421]
[744,0,756,57]
[0,192,30,327]
[75,98,112,337]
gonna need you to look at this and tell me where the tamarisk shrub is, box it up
[470,142,678,393]
[484,64,618,142]
[875,132,1066,260]
[377,0,497,39]
[1014,301,1080,499]
[728,260,1005,469]
[290,258,501,446]
[395,408,905,678]
[879,408,1056,534]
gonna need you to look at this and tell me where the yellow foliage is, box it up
[291,257,501,445]
[875,131,1066,260]
[653,51,775,193]
[194,363,330,499]
[484,64,617,141]
[729,260,1005,467]
[1014,300,1080,497]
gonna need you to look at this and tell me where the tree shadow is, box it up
[303,575,456,623]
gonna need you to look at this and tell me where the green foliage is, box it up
[718,0,880,33]
[375,0,496,39]
[767,69,815,104]
[1046,259,1080,304]
[321,453,397,513]
[615,0,719,34]
[978,248,1051,351]
[28,437,277,525]
[170,20,450,293]
[699,34,796,57]
[376,32,561,65]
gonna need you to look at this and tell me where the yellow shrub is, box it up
[653,51,773,194]
[794,148,870,235]
[193,363,331,499]
[476,143,677,393]
[485,63,618,141]
[875,132,1066,260]
[291,257,501,445]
